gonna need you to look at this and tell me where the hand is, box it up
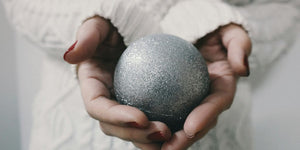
[159,24,252,150]
[64,16,171,147]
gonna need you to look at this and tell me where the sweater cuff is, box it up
[74,0,160,46]
[101,0,161,46]
[160,0,248,43]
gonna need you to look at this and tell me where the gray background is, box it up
[0,2,299,150]
[0,2,20,150]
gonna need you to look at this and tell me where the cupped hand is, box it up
[64,16,171,147]
[160,24,252,150]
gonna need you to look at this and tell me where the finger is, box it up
[221,24,252,76]
[183,93,225,138]
[80,76,149,127]
[133,142,161,150]
[78,60,149,128]
[196,32,227,62]
[100,121,171,143]
[184,63,236,137]
[161,119,217,150]
[64,16,111,64]
[87,96,149,127]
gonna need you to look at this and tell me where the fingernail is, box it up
[125,122,143,129]
[147,131,166,141]
[244,56,250,76]
[63,41,78,60]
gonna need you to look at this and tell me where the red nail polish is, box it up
[147,132,166,141]
[126,122,143,128]
[63,41,77,60]
[244,56,250,76]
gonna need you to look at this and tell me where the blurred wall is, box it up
[251,29,300,150]
[0,3,21,150]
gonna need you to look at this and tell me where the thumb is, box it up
[64,16,111,64]
[221,25,252,76]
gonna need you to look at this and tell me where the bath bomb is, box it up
[114,34,210,132]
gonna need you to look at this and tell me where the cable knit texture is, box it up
[2,0,299,150]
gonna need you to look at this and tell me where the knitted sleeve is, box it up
[160,0,248,43]
[237,2,299,72]
[1,0,179,56]
[161,0,299,72]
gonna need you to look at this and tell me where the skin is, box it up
[64,16,251,150]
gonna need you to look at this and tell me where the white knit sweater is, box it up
[2,0,299,150]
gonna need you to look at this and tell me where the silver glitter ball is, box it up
[114,34,210,132]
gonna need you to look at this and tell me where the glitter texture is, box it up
[114,34,210,132]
